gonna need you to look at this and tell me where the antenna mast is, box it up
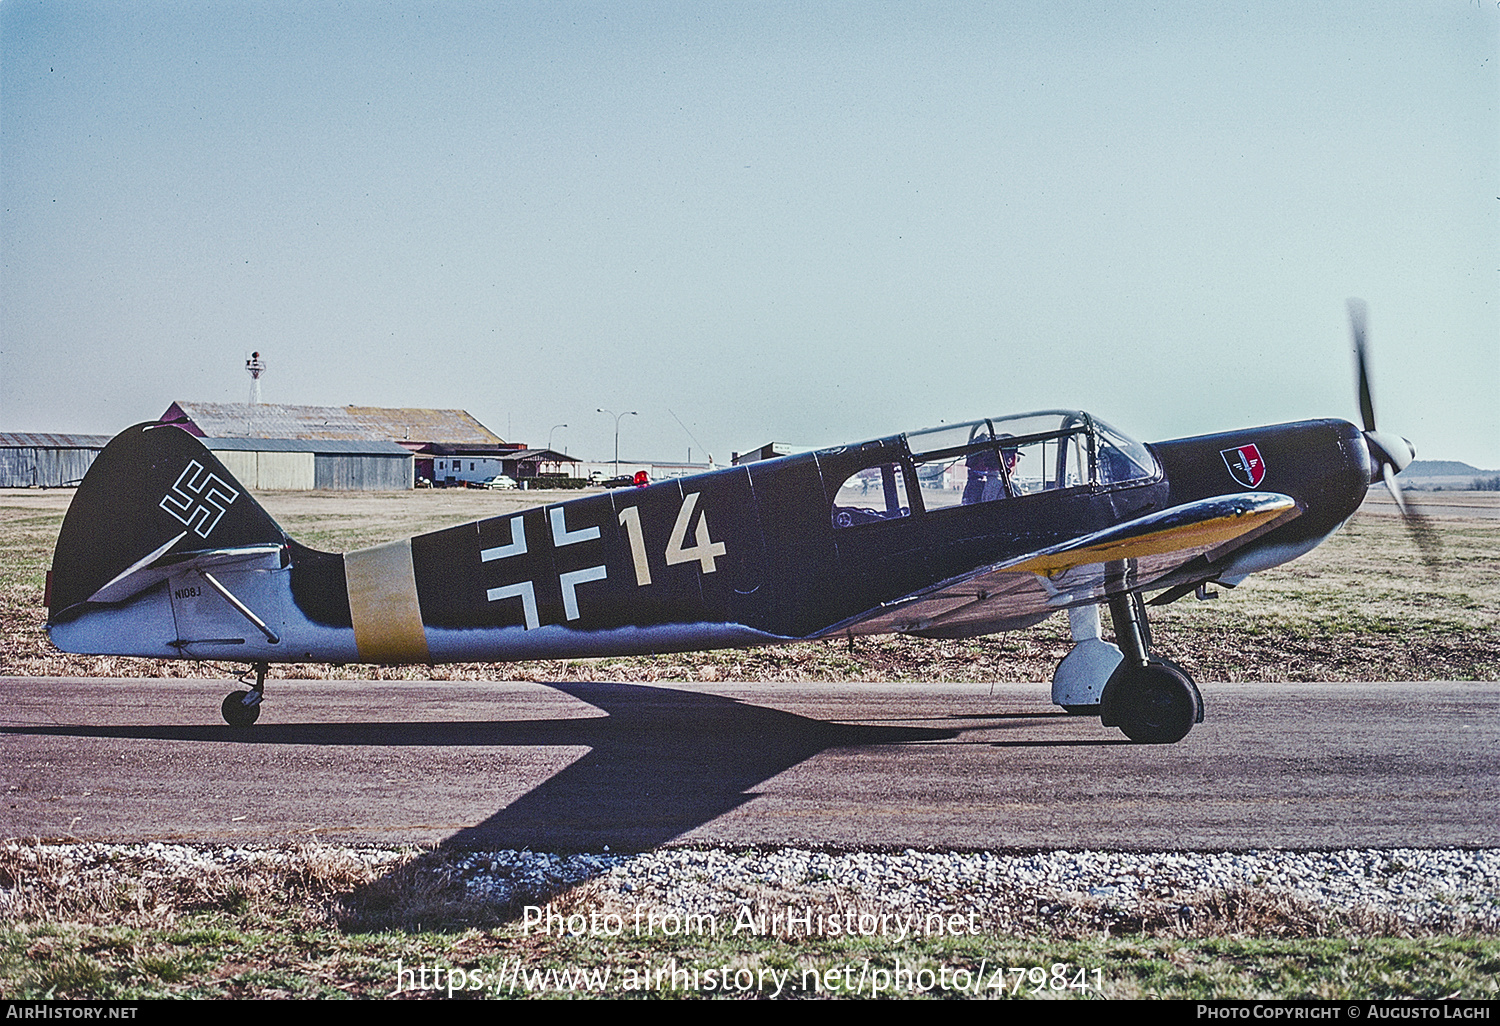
[245,351,266,404]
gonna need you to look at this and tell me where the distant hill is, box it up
[1399,460,1495,478]
[1397,460,1500,492]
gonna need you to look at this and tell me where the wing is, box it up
[819,492,1300,640]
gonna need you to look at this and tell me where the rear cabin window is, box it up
[831,462,911,528]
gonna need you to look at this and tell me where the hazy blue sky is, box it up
[3,1,1496,468]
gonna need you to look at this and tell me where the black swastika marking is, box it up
[159,460,240,538]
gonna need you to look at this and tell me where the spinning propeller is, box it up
[1349,299,1441,569]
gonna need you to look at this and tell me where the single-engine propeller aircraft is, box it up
[46,305,1427,743]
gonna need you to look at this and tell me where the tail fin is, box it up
[48,423,287,619]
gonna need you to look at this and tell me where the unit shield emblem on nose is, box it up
[1220,444,1266,488]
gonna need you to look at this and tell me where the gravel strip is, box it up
[7,842,1498,934]
[458,847,1500,933]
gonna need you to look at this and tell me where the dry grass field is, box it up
[3,487,1496,684]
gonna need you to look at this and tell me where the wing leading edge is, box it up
[820,492,1301,640]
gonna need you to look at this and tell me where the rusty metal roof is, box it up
[0,433,113,448]
[162,402,502,445]
[345,406,503,445]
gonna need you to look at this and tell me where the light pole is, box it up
[597,408,637,476]
[548,424,567,451]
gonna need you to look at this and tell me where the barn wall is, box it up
[254,451,315,490]
[211,450,260,487]
[0,448,102,487]
[0,448,37,487]
[314,454,412,491]
[207,450,313,489]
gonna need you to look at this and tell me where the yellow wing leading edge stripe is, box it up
[1003,501,1296,576]
[344,539,430,663]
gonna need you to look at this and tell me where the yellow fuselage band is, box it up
[344,539,430,663]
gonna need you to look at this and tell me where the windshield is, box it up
[1093,417,1157,485]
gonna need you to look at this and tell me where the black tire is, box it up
[1114,663,1196,744]
[1151,654,1204,723]
[221,690,261,727]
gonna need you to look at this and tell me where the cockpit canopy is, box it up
[830,411,1159,528]
[906,410,1157,502]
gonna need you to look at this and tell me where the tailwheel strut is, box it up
[1100,591,1203,744]
[222,661,267,728]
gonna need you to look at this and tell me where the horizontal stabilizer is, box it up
[87,543,285,605]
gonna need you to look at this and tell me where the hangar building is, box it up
[199,437,414,491]
[0,433,113,488]
[155,401,507,490]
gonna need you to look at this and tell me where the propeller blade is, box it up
[1406,510,1444,574]
[1382,463,1407,515]
[1400,498,1444,576]
[1348,300,1442,574]
[1349,298,1376,433]
[1373,466,1444,573]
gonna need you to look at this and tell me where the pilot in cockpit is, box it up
[962,433,1021,504]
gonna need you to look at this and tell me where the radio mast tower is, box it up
[245,351,267,404]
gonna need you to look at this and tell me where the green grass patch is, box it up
[4,918,1496,999]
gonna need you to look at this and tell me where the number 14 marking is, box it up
[618,491,726,587]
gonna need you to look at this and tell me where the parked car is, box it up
[602,470,650,489]
[478,474,518,490]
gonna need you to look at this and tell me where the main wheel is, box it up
[221,690,261,727]
[1112,663,1197,744]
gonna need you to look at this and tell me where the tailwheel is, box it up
[1106,660,1199,744]
[221,690,261,727]
[222,661,267,727]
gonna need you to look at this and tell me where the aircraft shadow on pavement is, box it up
[2,680,1115,850]
[446,681,950,851]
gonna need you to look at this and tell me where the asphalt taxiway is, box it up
[3,678,1495,850]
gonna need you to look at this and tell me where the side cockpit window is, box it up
[831,462,911,528]
[1001,430,1088,494]
[912,437,1017,510]
[910,419,1087,508]
[910,423,1015,511]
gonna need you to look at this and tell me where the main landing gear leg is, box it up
[221,661,266,728]
[1098,591,1203,744]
